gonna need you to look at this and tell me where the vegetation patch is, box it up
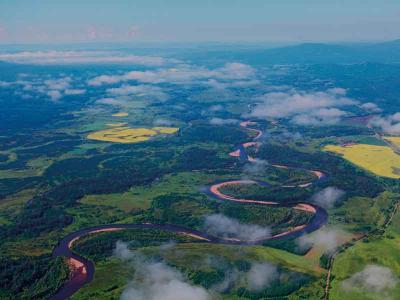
[329,203,400,300]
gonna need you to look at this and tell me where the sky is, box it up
[0,0,399,44]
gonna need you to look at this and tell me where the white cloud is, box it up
[250,89,357,126]
[106,84,168,101]
[46,90,62,101]
[95,97,123,106]
[368,113,400,134]
[243,159,269,176]
[209,118,239,125]
[298,229,344,253]
[64,88,86,95]
[209,104,223,111]
[88,62,256,87]
[87,74,123,86]
[246,263,278,291]
[0,81,12,87]
[7,75,86,101]
[0,51,165,66]
[360,102,382,113]
[312,187,345,209]
[291,108,348,126]
[114,241,211,300]
[204,214,271,241]
[153,118,174,126]
[342,265,398,294]
[44,77,71,90]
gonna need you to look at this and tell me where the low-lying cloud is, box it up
[360,102,382,113]
[3,74,86,101]
[209,118,239,125]
[88,62,256,87]
[204,214,271,241]
[106,84,169,101]
[311,187,345,209]
[246,262,278,291]
[211,261,279,293]
[368,113,400,134]
[115,241,211,300]
[243,159,269,176]
[0,50,165,66]
[250,88,357,126]
[298,228,343,253]
[342,265,398,295]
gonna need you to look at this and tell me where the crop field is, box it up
[111,112,129,117]
[324,144,400,179]
[384,136,400,147]
[106,122,128,127]
[87,126,179,143]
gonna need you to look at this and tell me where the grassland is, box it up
[154,243,325,276]
[80,172,223,212]
[0,156,54,179]
[87,126,179,143]
[324,144,400,179]
[329,207,400,300]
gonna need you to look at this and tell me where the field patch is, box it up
[87,126,179,143]
[384,136,400,147]
[324,144,400,179]
[111,112,129,117]
[106,122,128,127]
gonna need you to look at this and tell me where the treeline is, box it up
[0,254,68,300]
[182,124,250,144]
[73,229,195,262]
[220,183,312,204]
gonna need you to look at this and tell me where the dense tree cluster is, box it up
[0,254,68,300]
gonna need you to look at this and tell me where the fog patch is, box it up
[153,118,174,126]
[298,229,343,253]
[243,159,269,177]
[210,261,279,293]
[114,241,211,300]
[246,262,278,291]
[342,265,398,295]
[204,214,271,241]
[209,118,239,125]
[311,187,345,209]
[212,269,241,292]
[368,113,400,134]
[209,104,223,111]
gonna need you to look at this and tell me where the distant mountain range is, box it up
[180,39,400,65]
[1,39,400,66]
[249,39,400,64]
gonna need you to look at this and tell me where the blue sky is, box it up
[0,0,399,44]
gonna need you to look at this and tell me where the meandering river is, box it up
[50,122,328,300]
